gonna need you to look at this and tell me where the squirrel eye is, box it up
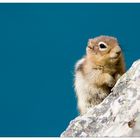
[98,42,107,51]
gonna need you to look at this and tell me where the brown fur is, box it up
[74,35,125,115]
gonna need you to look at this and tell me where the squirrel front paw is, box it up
[104,73,116,87]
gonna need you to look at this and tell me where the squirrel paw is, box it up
[104,74,116,87]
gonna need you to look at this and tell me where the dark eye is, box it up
[98,42,107,51]
[99,43,106,49]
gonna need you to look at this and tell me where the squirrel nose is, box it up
[115,46,121,55]
[116,50,121,55]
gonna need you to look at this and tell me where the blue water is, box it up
[0,3,140,137]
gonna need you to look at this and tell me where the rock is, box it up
[61,59,140,137]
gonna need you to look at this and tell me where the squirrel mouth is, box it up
[111,56,118,59]
[110,54,120,60]
[110,55,120,62]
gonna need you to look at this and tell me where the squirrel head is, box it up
[86,35,122,66]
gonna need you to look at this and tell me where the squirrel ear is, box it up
[87,39,93,49]
[88,39,92,45]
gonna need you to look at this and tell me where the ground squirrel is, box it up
[74,35,125,115]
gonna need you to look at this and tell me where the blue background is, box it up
[0,3,140,137]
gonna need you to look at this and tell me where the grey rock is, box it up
[61,59,140,137]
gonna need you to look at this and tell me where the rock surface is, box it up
[61,59,140,137]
